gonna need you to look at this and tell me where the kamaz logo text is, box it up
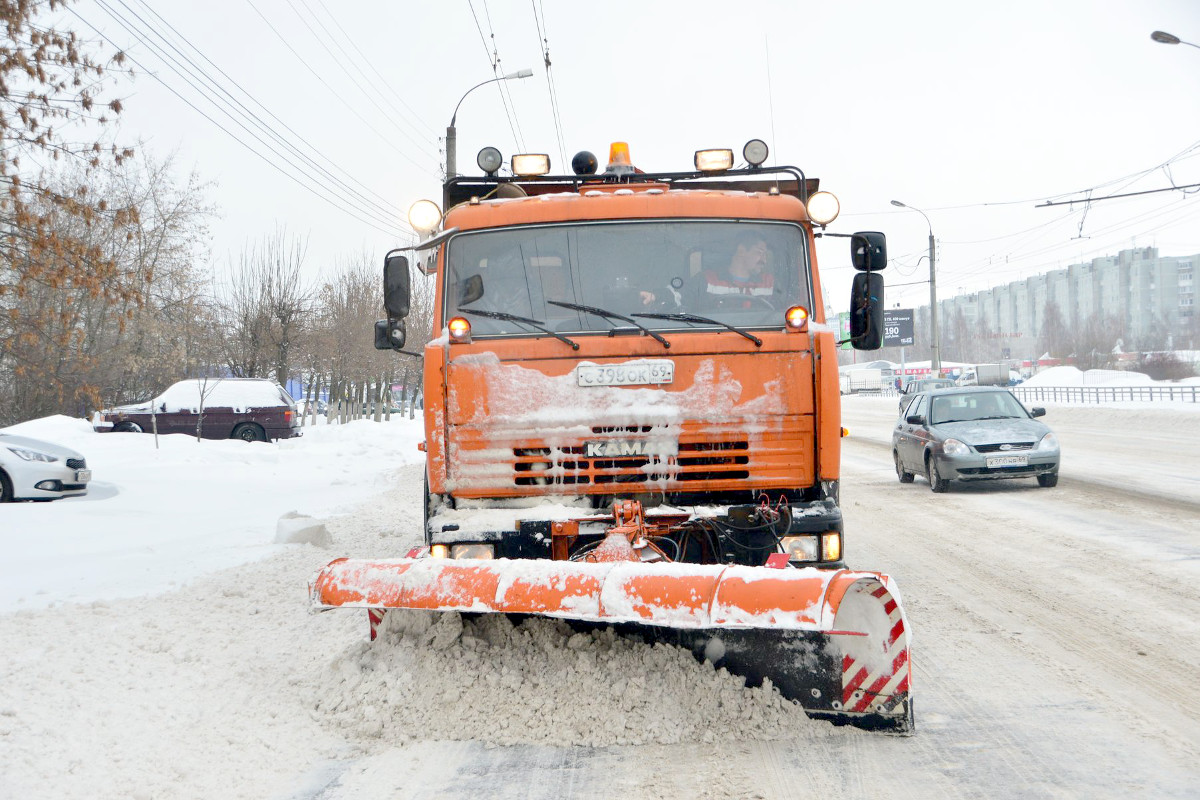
[584,440,675,458]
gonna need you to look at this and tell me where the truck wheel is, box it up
[894,451,914,484]
[232,423,266,443]
[114,422,143,433]
[926,455,949,493]
[1037,472,1059,488]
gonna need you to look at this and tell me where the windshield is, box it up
[929,392,1028,425]
[443,221,810,335]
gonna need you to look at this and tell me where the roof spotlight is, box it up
[476,146,503,175]
[695,149,734,172]
[408,199,442,234]
[743,139,769,167]
[512,153,551,176]
[807,191,840,226]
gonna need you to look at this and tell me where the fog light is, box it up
[430,544,450,559]
[451,543,495,560]
[695,148,734,172]
[821,532,842,562]
[512,153,551,176]
[477,146,503,175]
[743,138,769,166]
[780,535,819,562]
[35,480,61,491]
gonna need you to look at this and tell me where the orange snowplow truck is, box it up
[311,141,912,733]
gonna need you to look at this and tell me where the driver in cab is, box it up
[696,233,775,310]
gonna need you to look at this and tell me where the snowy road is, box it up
[2,402,1199,798]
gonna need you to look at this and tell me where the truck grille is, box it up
[513,440,750,486]
[66,458,87,469]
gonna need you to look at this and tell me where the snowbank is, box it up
[0,415,425,611]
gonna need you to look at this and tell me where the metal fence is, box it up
[861,386,1198,404]
[1010,385,1199,404]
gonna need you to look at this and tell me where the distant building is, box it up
[920,247,1197,357]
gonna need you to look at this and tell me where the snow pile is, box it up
[314,609,837,747]
[1024,366,1164,387]
[275,511,331,546]
[0,415,425,611]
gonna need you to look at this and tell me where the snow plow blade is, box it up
[310,557,913,734]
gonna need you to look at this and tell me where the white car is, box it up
[0,432,91,502]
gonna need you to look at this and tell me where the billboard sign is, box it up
[883,308,914,347]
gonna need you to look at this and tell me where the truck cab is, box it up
[378,141,887,570]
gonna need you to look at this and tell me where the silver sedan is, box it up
[0,432,91,502]
[892,387,1060,492]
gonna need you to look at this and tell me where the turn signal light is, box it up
[821,532,842,562]
[784,305,809,331]
[430,544,450,559]
[447,316,472,343]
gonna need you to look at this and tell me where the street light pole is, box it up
[891,199,940,375]
[446,69,533,180]
[1151,30,1200,50]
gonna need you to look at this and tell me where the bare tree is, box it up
[1037,301,1071,359]
[216,229,311,385]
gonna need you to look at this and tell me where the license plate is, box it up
[75,469,92,482]
[986,455,1027,468]
[577,360,674,387]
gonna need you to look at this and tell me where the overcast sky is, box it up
[64,0,1200,315]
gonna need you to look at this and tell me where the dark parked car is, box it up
[892,387,1059,492]
[898,377,955,412]
[93,379,301,442]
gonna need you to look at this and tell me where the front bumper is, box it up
[936,451,1059,481]
[13,463,90,499]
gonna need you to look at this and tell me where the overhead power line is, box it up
[126,0,404,219]
[71,3,414,241]
[468,0,524,151]
[531,0,567,169]
[244,0,440,179]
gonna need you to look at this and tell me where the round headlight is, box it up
[807,191,840,226]
[476,146,503,175]
[408,199,442,234]
[743,138,769,166]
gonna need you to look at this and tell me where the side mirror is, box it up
[384,252,411,318]
[851,231,887,271]
[1031,407,1046,418]
[374,318,407,351]
[849,271,885,350]
[906,415,925,426]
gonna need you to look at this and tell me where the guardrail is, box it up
[1011,385,1199,404]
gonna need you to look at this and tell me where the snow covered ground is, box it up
[1,401,1198,798]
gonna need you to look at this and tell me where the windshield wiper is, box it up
[632,312,762,347]
[547,301,670,349]
[459,308,579,350]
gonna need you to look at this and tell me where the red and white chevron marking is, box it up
[368,608,387,641]
[841,582,910,714]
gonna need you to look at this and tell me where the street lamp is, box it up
[1151,30,1200,49]
[891,199,941,375]
[446,69,534,179]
